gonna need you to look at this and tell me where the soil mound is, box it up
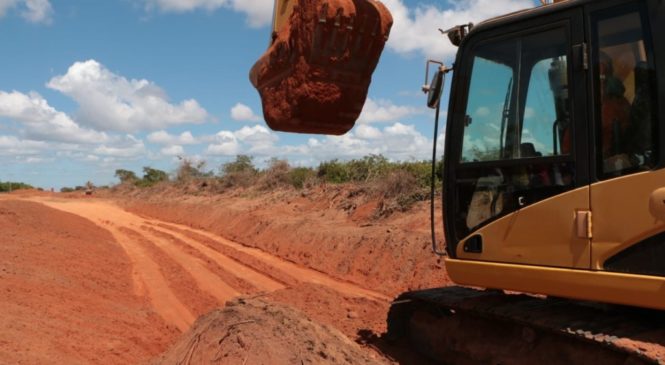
[153,297,389,365]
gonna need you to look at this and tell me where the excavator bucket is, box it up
[250,0,393,135]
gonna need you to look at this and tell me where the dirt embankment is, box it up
[118,185,451,298]
[0,200,178,364]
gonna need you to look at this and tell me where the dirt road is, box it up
[2,195,392,364]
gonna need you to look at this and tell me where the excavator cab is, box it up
[441,0,665,310]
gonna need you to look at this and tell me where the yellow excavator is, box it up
[252,0,665,363]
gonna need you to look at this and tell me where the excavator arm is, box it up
[250,0,393,135]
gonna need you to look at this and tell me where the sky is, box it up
[0,0,538,189]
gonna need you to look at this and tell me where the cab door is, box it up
[445,8,592,268]
[587,0,665,275]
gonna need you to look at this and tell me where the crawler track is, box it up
[388,287,663,364]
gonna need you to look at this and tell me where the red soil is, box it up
[0,199,178,364]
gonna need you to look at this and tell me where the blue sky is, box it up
[0,0,536,189]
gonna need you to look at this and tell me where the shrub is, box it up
[346,154,390,182]
[317,160,349,184]
[220,155,258,188]
[0,181,33,192]
[288,167,315,189]
[176,157,211,183]
[60,187,75,193]
[136,167,168,187]
[258,158,291,190]
[114,169,138,184]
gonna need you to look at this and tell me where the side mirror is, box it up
[422,60,449,109]
[427,70,444,109]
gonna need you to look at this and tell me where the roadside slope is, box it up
[0,199,178,365]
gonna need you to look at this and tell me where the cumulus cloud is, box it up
[147,130,198,145]
[143,0,272,27]
[0,0,53,24]
[206,124,278,156]
[0,135,47,155]
[94,135,146,158]
[204,121,433,162]
[47,60,209,133]
[230,102,261,122]
[206,130,239,156]
[0,90,108,144]
[161,144,185,156]
[358,98,422,124]
[383,0,533,59]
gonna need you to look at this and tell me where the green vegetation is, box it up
[112,154,444,215]
[0,181,33,192]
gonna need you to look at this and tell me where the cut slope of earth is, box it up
[4,194,400,363]
[0,199,178,365]
[117,185,451,297]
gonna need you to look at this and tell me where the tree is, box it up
[141,167,168,186]
[220,155,257,176]
[176,157,211,182]
[114,169,138,183]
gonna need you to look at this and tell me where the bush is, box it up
[176,157,211,183]
[317,160,349,184]
[288,167,315,189]
[346,154,390,182]
[0,181,33,192]
[114,169,138,184]
[60,187,75,193]
[220,155,258,188]
[136,167,168,187]
[258,158,291,190]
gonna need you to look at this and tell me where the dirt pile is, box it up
[153,297,390,365]
[250,0,392,135]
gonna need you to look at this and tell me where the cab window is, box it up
[455,26,576,239]
[592,5,658,178]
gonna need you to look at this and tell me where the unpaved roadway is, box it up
[1,195,391,364]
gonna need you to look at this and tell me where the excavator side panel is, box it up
[456,187,591,268]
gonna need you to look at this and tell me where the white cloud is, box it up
[147,130,198,145]
[0,90,108,144]
[94,135,146,158]
[47,60,209,133]
[230,102,261,122]
[358,98,422,124]
[355,124,383,140]
[206,130,239,156]
[383,0,533,59]
[0,135,47,155]
[143,0,272,27]
[206,124,278,156]
[0,0,53,24]
[161,145,184,156]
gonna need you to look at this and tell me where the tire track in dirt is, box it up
[119,227,220,316]
[137,227,241,303]
[149,222,391,302]
[143,224,286,293]
[89,220,195,332]
[30,197,390,332]
[140,225,259,294]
